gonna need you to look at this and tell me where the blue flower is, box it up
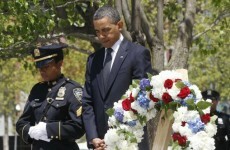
[127,120,137,127]
[114,108,124,122]
[140,78,151,90]
[183,81,192,87]
[187,118,205,133]
[137,91,149,109]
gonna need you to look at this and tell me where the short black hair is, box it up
[93,5,121,24]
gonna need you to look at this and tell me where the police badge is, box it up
[56,87,66,100]
[73,88,83,102]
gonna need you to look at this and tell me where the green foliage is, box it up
[197,101,212,110]
[106,108,115,117]
[168,101,181,111]
[0,58,38,117]
[137,114,147,125]
[188,42,230,100]
[187,0,230,101]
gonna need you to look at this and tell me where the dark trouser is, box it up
[32,140,79,150]
[215,140,229,150]
[138,126,150,150]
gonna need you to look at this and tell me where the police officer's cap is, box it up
[32,44,67,68]
[201,90,220,101]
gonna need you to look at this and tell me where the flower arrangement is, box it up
[104,70,217,150]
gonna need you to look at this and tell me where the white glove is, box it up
[28,122,50,142]
[28,126,39,140]
[36,122,50,142]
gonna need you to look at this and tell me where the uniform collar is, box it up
[48,74,65,87]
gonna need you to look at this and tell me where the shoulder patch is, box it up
[76,106,82,117]
[73,88,83,102]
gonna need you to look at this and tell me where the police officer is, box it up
[16,44,85,150]
[202,90,230,150]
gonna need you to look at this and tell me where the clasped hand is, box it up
[28,122,50,142]
[92,138,106,150]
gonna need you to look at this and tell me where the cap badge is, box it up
[207,90,212,96]
[34,49,40,57]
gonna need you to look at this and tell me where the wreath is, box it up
[104,70,217,150]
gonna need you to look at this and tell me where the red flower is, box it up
[150,93,159,102]
[164,79,173,89]
[162,92,172,104]
[181,121,186,126]
[129,93,135,102]
[172,133,181,141]
[201,113,211,124]
[122,99,131,111]
[172,133,187,147]
[177,87,190,99]
[131,108,138,114]
[178,136,187,146]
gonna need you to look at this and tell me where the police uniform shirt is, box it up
[16,75,85,150]
[213,111,230,150]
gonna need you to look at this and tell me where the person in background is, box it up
[202,90,230,150]
[16,44,85,150]
[82,5,155,150]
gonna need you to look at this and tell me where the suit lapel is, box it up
[105,40,129,95]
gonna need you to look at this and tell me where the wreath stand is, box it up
[151,69,188,150]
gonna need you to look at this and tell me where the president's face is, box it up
[93,16,123,48]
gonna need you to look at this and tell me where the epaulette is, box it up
[65,78,81,87]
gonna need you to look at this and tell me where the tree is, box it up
[0,58,37,150]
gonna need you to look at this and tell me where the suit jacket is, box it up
[82,38,153,143]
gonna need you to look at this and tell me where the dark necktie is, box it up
[103,48,113,89]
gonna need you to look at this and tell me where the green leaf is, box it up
[106,108,114,116]
[175,81,186,89]
[168,101,180,111]
[147,72,153,79]
[132,79,140,88]
[137,114,147,125]
[196,101,212,110]
[185,99,196,110]
[145,86,152,91]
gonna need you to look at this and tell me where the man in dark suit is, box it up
[202,90,230,150]
[16,44,85,150]
[82,6,154,150]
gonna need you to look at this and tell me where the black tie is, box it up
[103,48,113,88]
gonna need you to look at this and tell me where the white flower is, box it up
[185,110,200,122]
[108,116,118,127]
[189,84,202,101]
[146,108,157,121]
[205,122,217,137]
[133,128,144,142]
[131,101,147,117]
[178,125,193,137]
[123,111,137,122]
[167,83,181,100]
[104,128,121,148]
[117,140,138,150]
[132,88,140,97]
[188,131,215,150]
